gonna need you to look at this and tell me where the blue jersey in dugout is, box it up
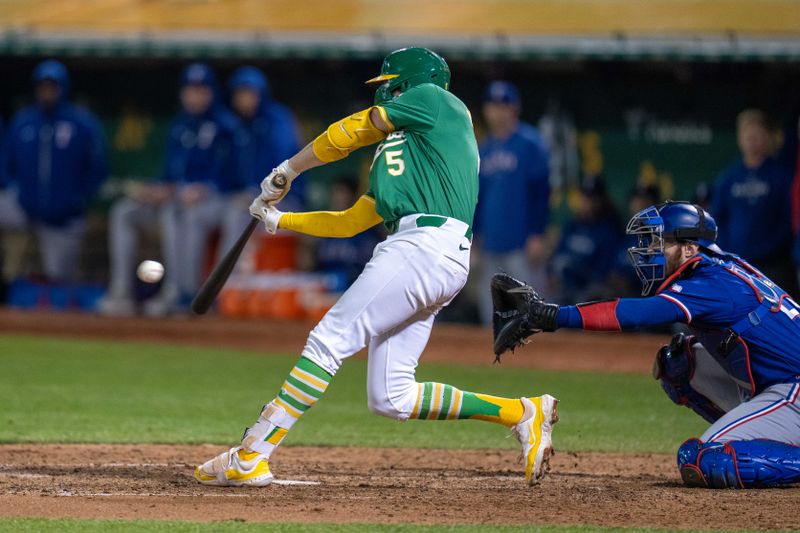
[1,89,107,226]
[551,215,624,289]
[656,253,800,394]
[229,67,303,206]
[476,122,549,253]
[162,106,240,193]
[710,157,792,263]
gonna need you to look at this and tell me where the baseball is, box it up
[137,260,164,283]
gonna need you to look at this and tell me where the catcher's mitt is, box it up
[491,273,558,361]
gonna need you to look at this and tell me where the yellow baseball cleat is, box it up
[194,446,274,487]
[513,394,559,486]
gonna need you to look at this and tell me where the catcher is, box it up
[194,47,558,487]
[492,200,800,488]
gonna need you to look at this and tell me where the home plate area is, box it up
[0,444,797,529]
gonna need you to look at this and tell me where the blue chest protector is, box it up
[664,255,800,396]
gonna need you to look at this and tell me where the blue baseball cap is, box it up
[229,66,271,99]
[180,63,216,87]
[32,59,69,85]
[484,81,520,105]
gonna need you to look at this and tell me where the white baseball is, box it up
[137,260,165,283]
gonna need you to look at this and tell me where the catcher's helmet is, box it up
[366,47,451,105]
[626,201,720,295]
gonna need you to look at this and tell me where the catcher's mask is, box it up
[626,201,720,295]
[365,47,451,105]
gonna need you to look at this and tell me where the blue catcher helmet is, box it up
[626,201,720,295]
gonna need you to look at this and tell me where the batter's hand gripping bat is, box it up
[191,174,287,314]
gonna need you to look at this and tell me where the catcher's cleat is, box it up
[194,446,274,487]
[513,394,559,486]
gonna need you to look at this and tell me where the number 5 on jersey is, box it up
[385,150,405,176]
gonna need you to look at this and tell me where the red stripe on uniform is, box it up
[709,385,798,442]
[577,299,621,331]
[711,401,788,442]
[658,293,692,323]
[790,384,800,404]
[741,339,757,396]
[725,266,764,303]
[656,256,702,294]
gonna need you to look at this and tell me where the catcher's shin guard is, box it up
[653,333,726,423]
[678,438,800,488]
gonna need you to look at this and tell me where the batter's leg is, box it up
[365,306,558,484]
[249,237,461,447]
[196,231,457,485]
[367,308,524,424]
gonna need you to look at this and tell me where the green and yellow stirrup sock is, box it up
[242,356,333,456]
[407,382,525,427]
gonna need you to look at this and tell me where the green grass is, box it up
[0,334,706,453]
[0,519,767,533]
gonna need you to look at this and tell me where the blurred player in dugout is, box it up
[99,63,300,316]
[549,175,627,304]
[710,109,797,297]
[0,60,108,290]
[474,81,550,325]
[227,65,303,220]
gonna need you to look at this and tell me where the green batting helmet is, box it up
[366,47,451,105]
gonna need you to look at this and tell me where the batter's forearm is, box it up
[279,195,383,238]
[288,142,326,175]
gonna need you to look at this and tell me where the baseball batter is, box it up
[195,48,558,487]
[492,201,800,488]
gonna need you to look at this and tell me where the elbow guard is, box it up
[312,107,389,163]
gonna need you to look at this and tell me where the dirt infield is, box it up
[0,444,796,529]
[2,309,798,529]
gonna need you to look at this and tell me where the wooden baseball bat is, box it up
[191,175,287,315]
[191,217,258,315]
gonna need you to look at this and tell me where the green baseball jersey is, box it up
[367,83,479,233]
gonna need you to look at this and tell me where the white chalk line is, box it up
[55,491,252,498]
[51,479,320,497]
[0,463,185,468]
[1,462,322,490]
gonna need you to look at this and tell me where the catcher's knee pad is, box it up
[678,438,800,488]
[653,333,725,423]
